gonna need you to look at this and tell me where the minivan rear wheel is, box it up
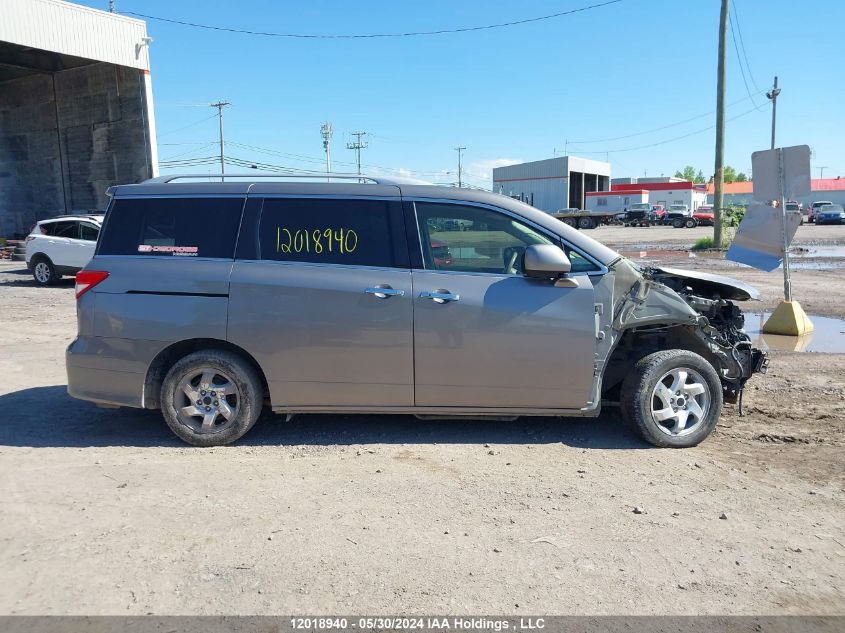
[620,350,723,448]
[161,350,263,446]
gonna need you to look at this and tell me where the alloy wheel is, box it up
[650,367,711,436]
[174,368,241,434]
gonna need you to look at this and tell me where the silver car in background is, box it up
[67,175,767,448]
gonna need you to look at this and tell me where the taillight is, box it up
[75,270,109,299]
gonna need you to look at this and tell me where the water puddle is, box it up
[744,312,845,353]
[790,245,845,258]
[620,246,845,270]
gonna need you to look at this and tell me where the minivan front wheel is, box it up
[161,350,263,446]
[620,350,723,448]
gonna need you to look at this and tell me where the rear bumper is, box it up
[66,337,145,408]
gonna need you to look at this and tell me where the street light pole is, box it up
[455,147,466,188]
[766,76,781,150]
[210,101,230,181]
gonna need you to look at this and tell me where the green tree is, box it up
[674,166,698,182]
[735,172,748,182]
[674,166,705,183]
[723,165,737,183]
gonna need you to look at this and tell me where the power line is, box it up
[567,92,763,145]
[160,142,217,161]
[731,0,762,94]
[157,113,218,137]
[585,106,761,154]
[122,1,624,39]
[729,11,763,111]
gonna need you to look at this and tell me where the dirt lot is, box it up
[0,245,843,615]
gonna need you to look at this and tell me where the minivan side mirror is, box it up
[523,244,572,279]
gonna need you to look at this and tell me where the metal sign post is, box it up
[777,148,792,302]
[726,145,811,335]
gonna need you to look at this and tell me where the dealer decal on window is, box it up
[137,245,199,256]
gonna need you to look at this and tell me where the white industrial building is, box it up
[587,178,708,213]
[0,0,157,237]
[492,156,612,213]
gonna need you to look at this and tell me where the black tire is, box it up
[620,350,723,448]
[31,256,59,286]
[685,218,697,228]
[672,218,685,228]
[161,350,263,446]
[562,218,577,228]
[578,217,596,230]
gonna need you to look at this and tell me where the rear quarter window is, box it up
[98,197,245,259]
[257,198,408,268]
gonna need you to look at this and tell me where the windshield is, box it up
[786,203,799,211]
[669,205,687,211]
[821,205,843,212]
[630,204,650,210]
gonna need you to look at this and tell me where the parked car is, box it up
[624,203,654,226]
[693,209,715,226]
[651,204,666,219]
[665,204,696,228]
[808,200,833,223]
[430,239,453,267]
[66,174,767,448]
[815,203,845,225]
[25,214,103,285]
[785,201,804,225]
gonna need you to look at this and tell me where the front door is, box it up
[228,195,414,409]
[411,201,598,410]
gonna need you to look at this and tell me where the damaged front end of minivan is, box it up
[595,258,769,409]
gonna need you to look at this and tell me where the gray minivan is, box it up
[67,175,767,447]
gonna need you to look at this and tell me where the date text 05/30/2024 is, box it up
[289,617,546,631]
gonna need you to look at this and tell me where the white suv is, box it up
[25,215,103,285]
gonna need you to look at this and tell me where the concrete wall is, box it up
[0,62,153,236]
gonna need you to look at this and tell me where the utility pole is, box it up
[455,147,466,188]
[712,0,729,249]
[346,131,368,175]
[766,76,781,150]
[210,101,230,181]
[818,166,828,179]
[320,122,333,178]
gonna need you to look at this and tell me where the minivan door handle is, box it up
[419,291,460,304]
[364,286,405,299]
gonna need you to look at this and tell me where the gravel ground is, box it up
[0,255,843,616]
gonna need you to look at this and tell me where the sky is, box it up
[78,0,845,188]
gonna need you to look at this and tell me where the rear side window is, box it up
[257,198,407,268]
[50,221,78,238]
[79,222,99,241]
[98,197,244,258]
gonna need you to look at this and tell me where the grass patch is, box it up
[692,237,715,250]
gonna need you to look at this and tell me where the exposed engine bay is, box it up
[649,267,769,397]
[595,260,769,410]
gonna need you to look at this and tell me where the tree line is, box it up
[673,165,748,183]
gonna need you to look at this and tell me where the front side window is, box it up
[415,202,557,275]
[258,198,406,268]
[98,197,244,258]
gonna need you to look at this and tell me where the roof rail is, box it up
[140,172,432,186]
